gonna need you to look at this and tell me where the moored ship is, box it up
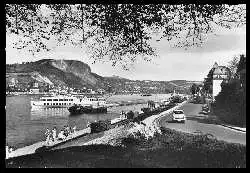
[30,95,78,108]
[30,95,107,108]
[68,105,107,115]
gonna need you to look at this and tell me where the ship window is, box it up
[56,103,58,105]
[42,99,46,101]
[47,99,52,101]
[53,103,55,105]
[47,103,49,105]
[59,99,64,101]
[44,103,46,105]
[64,99,68,101]
[53,99,58,101]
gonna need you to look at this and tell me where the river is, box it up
[6,94,171,149]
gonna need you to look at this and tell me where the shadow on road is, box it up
[186,114,220,125]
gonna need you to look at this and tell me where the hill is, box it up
[6,59,202,93]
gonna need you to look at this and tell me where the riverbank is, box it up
[6,125,246,168]
[5,95,183,160]
[6,98,246,167]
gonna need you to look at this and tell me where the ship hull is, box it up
[68,105,107,115]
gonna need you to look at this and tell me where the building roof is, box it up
[213,66,231,76]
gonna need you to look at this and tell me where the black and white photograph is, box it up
[5,4,246,168]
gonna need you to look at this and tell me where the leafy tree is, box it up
[237,54,246,73]
[227,56,239,78]
[6,4,246,69]
[237,54,246,91]
[190,83,198,95]
[203,67,215,95]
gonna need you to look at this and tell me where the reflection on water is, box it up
[30,107,70,120]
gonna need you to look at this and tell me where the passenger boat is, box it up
[30,95,79,108]
[30,95,108,108]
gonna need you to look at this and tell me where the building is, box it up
[29,88,40,94]
[212,62,231,101]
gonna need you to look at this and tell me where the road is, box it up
[158,102,246,145]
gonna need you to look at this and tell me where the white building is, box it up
[212,62,231,101]
[29,88,40,94]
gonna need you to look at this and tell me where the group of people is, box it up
[45,125,77,145]
[6,145,14,158]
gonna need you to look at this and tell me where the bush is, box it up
[90,120,111,133]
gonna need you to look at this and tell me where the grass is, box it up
[5,127,245,168]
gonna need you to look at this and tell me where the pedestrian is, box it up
[6,145,9,158]
[65,125,70,136]
[45,128,51,145]
[9,146,13,153]
[72,126,77,133]
[52,127,57,142]
[87,121,90,127]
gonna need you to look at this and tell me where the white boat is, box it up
[30,95,107,108]
[31,95,79,108]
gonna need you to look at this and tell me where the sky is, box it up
[6,24,246,82]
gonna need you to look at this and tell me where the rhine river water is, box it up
[6,94,171,149]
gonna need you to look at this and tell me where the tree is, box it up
[190,83,198,95]
[203,68,215,95]
[227,56,239,78]
[237,54,246,90]
[237,54,246,74]
[6,4,246,69]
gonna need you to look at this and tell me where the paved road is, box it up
[158,102,246,145]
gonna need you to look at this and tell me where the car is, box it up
[172,109,186,123]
